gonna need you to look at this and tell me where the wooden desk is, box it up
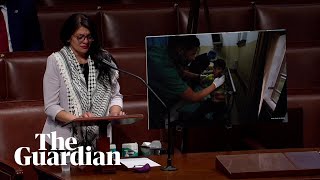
[34,148,320,180]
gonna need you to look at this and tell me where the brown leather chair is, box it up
[3,51,50,101]
[255,4,320,47]
[262,46,320,148]
[0,100,46,180]
[99,4,178,48]
[288,95,320,147]
[38,7,99,51]
[37,0,100,7]
[178,3,254,33]
[0,56,6,101]
[286,47,320,95]
[254,0,320,4]
[0,159,23,180]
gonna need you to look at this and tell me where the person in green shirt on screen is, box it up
[147,35,225,129]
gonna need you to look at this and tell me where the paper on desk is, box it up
[120,157,161,168]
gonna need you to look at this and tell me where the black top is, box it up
[80,63,89,86]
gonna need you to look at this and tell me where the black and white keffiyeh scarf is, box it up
[53,46,119,150]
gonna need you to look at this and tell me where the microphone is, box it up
[102,59,177,171]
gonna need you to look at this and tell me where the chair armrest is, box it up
[0,158,23,180]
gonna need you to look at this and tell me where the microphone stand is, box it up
[103,60,177,171]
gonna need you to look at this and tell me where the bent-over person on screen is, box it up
[148,35,225,128]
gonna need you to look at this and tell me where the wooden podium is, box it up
[62,114,143,173]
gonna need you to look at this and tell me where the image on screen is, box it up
[146,30,287,129]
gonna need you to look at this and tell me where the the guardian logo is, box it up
[14,131,120,166]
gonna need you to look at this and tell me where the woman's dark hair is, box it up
[60,13,113,87]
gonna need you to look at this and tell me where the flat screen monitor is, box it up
[146,30,287,129]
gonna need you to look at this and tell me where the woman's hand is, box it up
[79,112,96,118]
[109,111,126,116]
[109,105,125,116]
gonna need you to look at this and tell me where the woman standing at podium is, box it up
[42,13,124,150]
